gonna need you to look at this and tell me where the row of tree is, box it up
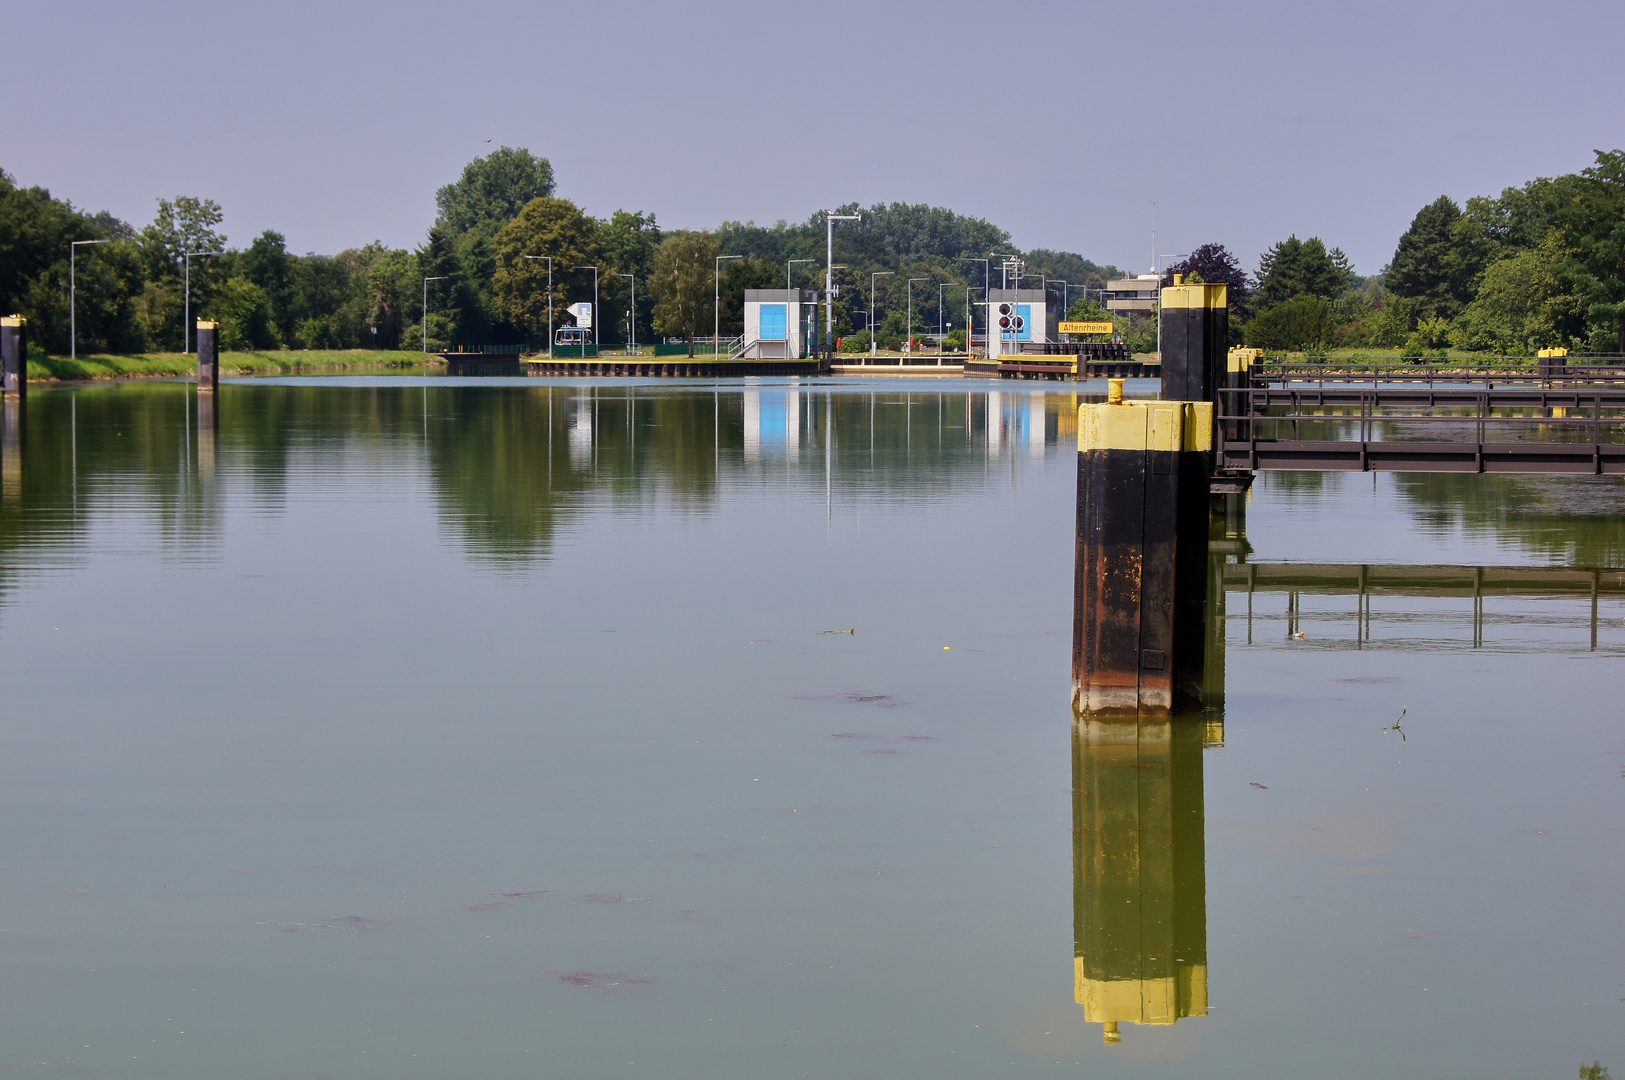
[5,146,1621,357]
[0,148,1124,357]
[1162,150,1625,355]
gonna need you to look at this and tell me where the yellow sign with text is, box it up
[1059,321,1115,335]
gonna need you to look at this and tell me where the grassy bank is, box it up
[28,349,435,382]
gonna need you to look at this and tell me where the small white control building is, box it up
[981,289,1050,357]
[741,289,817,359]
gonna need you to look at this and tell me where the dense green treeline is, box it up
[6,146,1622,359]
[1202,149,1625,355]
[0,149,1120,358]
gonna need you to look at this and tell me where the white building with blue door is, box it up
[741,289,817,359]
[981,288,1051,358]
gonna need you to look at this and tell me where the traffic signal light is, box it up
[997,303,1025,333]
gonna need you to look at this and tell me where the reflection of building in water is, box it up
[569,396,593,467]
[1028,390,1045,460]
[1074,718,1209,1044]
[741,384,801,462]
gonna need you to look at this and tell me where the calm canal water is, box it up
[0,377,1621,1078]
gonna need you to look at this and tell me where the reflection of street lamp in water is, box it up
[1073,718,1210,1045]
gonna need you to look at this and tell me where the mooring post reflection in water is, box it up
[1,394,21,505]
[1073,716,1211,1045]
[196,389,217,488]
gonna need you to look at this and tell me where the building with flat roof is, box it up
[741,289,818,359]
[1104,275,1162,314]
[981,288,1050,358]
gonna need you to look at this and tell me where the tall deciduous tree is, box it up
[1451,233,1584,354]
[1163,243,1250,311]
[1559,149,1625,353]
[240,230,295,344]
[491,197,607,342]
[140,196,225,278]
[649,232,720,356]
[435,147,556,237]
[1243,294,1336,351]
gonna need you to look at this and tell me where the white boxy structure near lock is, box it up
[981,289,1051,358]
[740,289,817,359]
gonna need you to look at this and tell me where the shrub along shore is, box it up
[27,349,434,381]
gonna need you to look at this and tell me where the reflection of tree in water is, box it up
[0,384,223,617]
[1392,472,1625,566]
[423,386,728,568]
[424,386,1044,567]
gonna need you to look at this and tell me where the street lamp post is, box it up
[522,255,553,358]
[940,283,969,349]
[824,213,860,360]
[715,254,742,357]
[869,271,893,359]
[572,266,599,350]
[787,258,813,290]
[611,272,636,354]
[906,278,930,356]
[962,284,975,352]
[422,276,449,353]
[991,252,1021,290]
[183,250,223,354]
[70,238,113,360]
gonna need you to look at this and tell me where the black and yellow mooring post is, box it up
[2,315,26,399]
[1073,717,1207,1044]
[196,320,219,391]
[1158,280,1228,406]
[1073,381,1213,716]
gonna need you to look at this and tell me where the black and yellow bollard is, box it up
[2,315,26,399]
[1073,717,1207,1044]
[196,320,219,392]
[1158,279,1227,406]
[1073,380,1212,716]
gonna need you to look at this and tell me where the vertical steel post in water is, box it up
[1073,379,1213,717]
[196,320,220,392]
[1,316,24,502]
[2,315,26,399]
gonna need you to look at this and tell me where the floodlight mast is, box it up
[869,271,893,358]
[572,266,599,349]
[611,272,635,353]
[715,255,742,358]
[825,214,860,360]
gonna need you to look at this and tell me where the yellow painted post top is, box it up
[1079,400,1213,453]
[1536,347,1569,357]
[1227,346,1263,372]
[1,315,24,327]
[196,319,218,330]
[1159,284,1228,310]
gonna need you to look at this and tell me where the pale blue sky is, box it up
[12,0,1623,277]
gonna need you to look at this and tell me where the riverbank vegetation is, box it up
[3,147,1621,361]
[29,350,427,381]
